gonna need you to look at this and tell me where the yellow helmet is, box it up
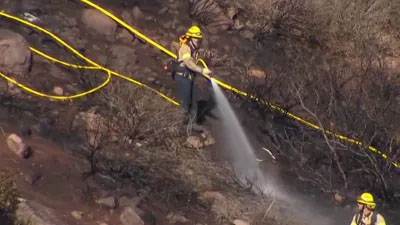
[186,25,202,38]
[357,192,376,208]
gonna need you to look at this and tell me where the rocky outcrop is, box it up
[0,29,32,77]
[16,201,68,225]
[188,0,233,30]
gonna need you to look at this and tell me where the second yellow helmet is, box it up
[357,192,376,208]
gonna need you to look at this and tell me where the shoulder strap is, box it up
[371,212,377,225]
[355,213,362,225]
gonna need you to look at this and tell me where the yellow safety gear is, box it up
[185,25,202,38]
[358,193,376,208]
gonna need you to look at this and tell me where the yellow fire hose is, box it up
[0,1,398,168]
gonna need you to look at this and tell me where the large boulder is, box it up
[188,0,233,30]
[81,9,117,37]
[0,29,32,77]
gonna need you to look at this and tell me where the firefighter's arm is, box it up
[179,45,203,74]
[376,214,386,225]
[350,215,357,225]
[182,54,204,74]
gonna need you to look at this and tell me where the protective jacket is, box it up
[350,212,386,225]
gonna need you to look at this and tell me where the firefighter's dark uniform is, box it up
[175,42,205,123]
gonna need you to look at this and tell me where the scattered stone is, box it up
[147,77,156,83]
[132,7,144,21]
[135,142,142,147]
[204,135,216,146]
[240,30,255,40]
[118,196,135,208]
[201,131,216,146]
[93,173,118,190]
[117,29,135,44]
[17,201,68,225]
[109,44,137,72]
[96,196,117,209]
[53,86,63,95]
[233,219,250,225]
[99,223,109,225]
[120,206,144,225]
[166,212,189,224]
[121,10,134,26]
[186,136,203,149]
[201,191,226,202]
[7,81,21,95]
[72,108,119,149]
[71,211,83,220]
[6,133,31,159]
[81,9,117,36]
[248,67,266,79]
[185,169,194,176]
[158,7,169,15]
[0,29,32,77]
[24,172,41,185]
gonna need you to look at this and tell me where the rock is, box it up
[121,10,134,26]
[93,173,118,190]
[109,44,137,72]
[201,191,226,202]
[72,108,118,149]
[118,196,135,208]
[147,77,156,83]
[24,172,41,185]
[120,206,144,225]
[117,29,135,44]
[166,212,189,224]
[60,27,87,50]
[158,7,169,15]
[185,169,194,176]
[204,135,216,146]
[132,7,144,21]
[201,131,215,146]
[186,136,203,149]
[7,81,21,95]
[0,29,32,77]
[233,219,250,225]
[96,196,117,209]
[99,223,109,225]
[248,67,266,79]
[53,86,63,95]
[17,201,68,225]
[81,9,117,36]
[6,133,31,159]
[71,211,83,220]
[335,193,344,202]
[240,30,255,39]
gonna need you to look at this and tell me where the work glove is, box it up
[202,68,212,76]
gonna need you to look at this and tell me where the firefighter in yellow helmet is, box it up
[175,25,212,130]
[350,192,386,225]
